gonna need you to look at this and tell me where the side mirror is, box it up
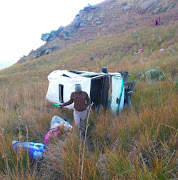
[116,98,119,104]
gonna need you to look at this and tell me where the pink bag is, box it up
[44,129,60,145]
[138,49,143,53]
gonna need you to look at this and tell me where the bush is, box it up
[39,48,47,55]
[41,33,50,41]
[41,26,64,42]
[51,46,57,51]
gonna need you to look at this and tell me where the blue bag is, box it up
[12,141,47,160]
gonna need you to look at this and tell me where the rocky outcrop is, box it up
[79,5,100,22]
[153,7,160,13]
[72,15,81,28]
[141,0,158,10]
[122,6,131,11]
[18,56,27,63]
[92,20,103,27]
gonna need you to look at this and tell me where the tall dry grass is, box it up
[0,22,177,179]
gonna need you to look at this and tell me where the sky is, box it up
[0,0,104,69]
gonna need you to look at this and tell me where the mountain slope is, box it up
[17,0,178,63]
[0,0,177,179]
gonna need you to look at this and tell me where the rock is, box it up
[93,20,102,26]
[34,54,40,59]
[60,30,71,40]
[87,14,94,21]
[95,17,102,21]
[115,5,122,9]
[167,3,176,12]
[20,55,26,60]
[79,5,98,21]
[99,12,105,18]
[73,15,81,28]
[132,30,138,35]
[56,26,64,35]
[83,5,96,12]
[79,10,85,18]
[109,6,114,10]
[45,49,52,55]
[123,6,131,11]
[133,52,138,55]
[106,134,112,142]
[141,0,158,10]
[121,2,127,6]
[153,7,160,13]
[80,22,86,27]
[29,49,35,54]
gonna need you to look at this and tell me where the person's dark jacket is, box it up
[62,91,90,111]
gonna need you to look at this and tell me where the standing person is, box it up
[154,19,157,27]
[61,84,90,139]
[158,17,161,25]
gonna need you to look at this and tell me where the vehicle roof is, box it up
[68,70,121,78]
[48,70,122,82]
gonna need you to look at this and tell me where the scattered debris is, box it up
[133,52,138,55]
[12,141,47,160]
[44,125,60,145]
[44,116,72,145]
[12,115,72,159]
[50,116,72,130]
[138,49,143,53]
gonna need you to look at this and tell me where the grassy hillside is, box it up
[0,6,178,180]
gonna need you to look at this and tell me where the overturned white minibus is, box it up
[46,68,136,114]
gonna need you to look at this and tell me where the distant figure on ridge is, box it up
[158,17,161,25]
[154,19,157,27]
[154,17,162,27]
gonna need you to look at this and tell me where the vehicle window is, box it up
[59,84,64,103]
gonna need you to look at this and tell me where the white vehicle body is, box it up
[46,69,135,114]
